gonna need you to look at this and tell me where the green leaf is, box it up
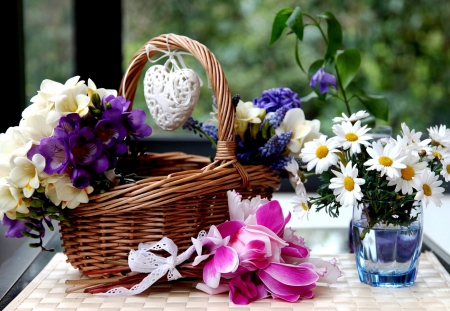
[286,7,303,40]
[308,59,327,101]
[318,11,343,61]
[300,91,318,102]
[294,38,306,74]
[269,8,293,45]
[355,89,389,121]
[336,48,361,89]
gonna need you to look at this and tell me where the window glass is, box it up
[23,0,73,107]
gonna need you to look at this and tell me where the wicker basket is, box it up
[59,34,281,277]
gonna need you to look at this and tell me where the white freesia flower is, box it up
[332,110,369,123]
[235,100,264,140]
[440,157,450,182]
[0,179,28,220]
[18,114,54,145]
[0,127,33,175]
[87,78,117,100]
[54,176,94,209]
[329,161,365,207]
[275,108,321,156]
[300,135,340,174]
[8,154,45,198]
[387,153,427,195]
[332,120,372,155]
[364,140,407,179]
[45,76,90,126]
[412,168,444,207]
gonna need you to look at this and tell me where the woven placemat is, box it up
[4,251,450,311]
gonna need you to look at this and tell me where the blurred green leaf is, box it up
[294,38,306,74]
[336,48,361,89]
[286,7,304,40]
[269,8,293,45]
[318,11,343,61]
[355,89,389,121]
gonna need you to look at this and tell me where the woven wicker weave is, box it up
[59,34,281,277]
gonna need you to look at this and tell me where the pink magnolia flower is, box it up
[228,272,268,305]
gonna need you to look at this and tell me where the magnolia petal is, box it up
[217,220,245,240]
[196,282,229,295]
[304,257,342,283]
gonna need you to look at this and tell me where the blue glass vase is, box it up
[351,200,423,287]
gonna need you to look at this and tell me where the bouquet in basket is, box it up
[0,76,152,248]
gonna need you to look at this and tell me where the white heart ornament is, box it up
[143,64,200,131]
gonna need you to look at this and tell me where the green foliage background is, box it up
[122,0,450,137]
[23,0,450,138]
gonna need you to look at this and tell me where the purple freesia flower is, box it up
[122,110,152,138]
[310,68,337,94]
[1,217,30,238]
[39,136,70,174]
[254,87,301,113]
[68,127,103,166]
[94,119,127,149]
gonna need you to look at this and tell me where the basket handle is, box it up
[119,34,248,184]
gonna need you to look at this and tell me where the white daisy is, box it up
[387,153,427,195]
[300,135,340,174]
[440,157,450,182]
[284,158,300,185]
[401,122,431,152]
[332,120,373,155]
[329,161,365,207]
[364,140,407,178]
[427,145,450,161]
[332,110,370,123]
[428,124,450,148]
[412,168,444,207]
[291,182,310,220]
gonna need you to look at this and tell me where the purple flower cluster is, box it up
[28,94,152,189]
[259,132,292,158]
[253,87,301,113]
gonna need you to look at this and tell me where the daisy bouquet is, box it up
[67,190,342,305]
[297,110,449,227]
[0,76,152,249]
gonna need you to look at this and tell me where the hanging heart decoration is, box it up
[143,59,201,132]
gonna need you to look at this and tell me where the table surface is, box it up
[4,251,450,311]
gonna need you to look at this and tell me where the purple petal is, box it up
[256,200,284,235]
[94,119,127,148]
[1,218,29,238]
[39,136,70,174]
[124,110,152,138]
[69,127,103,166]
[214,245,239,273]
[71,167,91,189]
[91,153,110,174]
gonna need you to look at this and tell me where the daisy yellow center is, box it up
[301,202,309,211]
[345,133,358,142]
[315,146,329,159]
[433,151,443,159]
[401,165,415,180]
[422,183,432,196]
[344,177,355,191]
[446,164,450,174]
[379,156,393,167]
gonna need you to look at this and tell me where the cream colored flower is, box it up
[275,108,321,157]
[364,140,407,178]
[332,110,369,123]
[54,176,94,209]
[7,154,45,198]
[300,135,339,174]
[329,161,365,207]
[235,100,264,140]
[0,179,28,220]
[87,78,117,101]
[413,168,444,207]
[0,127,33,177]
[387,153,427,195]
[332,120,372,155]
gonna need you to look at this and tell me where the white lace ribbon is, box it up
[96,232,205,296]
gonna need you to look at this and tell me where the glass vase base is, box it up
[357,268,417,287]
